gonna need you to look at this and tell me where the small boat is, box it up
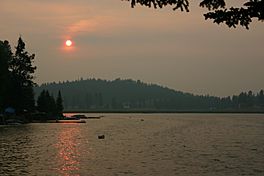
[70,114,86,119]
[70,114,102,119]
[47,119,86,123]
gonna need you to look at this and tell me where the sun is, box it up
[65,40,72,47]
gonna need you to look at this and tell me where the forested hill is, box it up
[34,78,264,112]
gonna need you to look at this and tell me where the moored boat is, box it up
[70,114,102,119]
[47,119,86,123]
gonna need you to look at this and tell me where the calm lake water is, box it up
[0,114,264,176]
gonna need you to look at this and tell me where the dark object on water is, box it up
[47,120,86,123]
[70,114,85,119]
[98,135,105,139]
[71,114,102,119]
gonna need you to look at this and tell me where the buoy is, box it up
[98,135,105,139]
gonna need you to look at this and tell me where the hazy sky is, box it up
[1,0,263,96]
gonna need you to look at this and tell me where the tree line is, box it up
[35,78,264,112]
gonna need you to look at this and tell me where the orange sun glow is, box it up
[65,40,72,47]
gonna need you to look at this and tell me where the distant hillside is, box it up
[34,78,264,112]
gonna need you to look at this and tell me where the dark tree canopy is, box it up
[125,0,264,29]
[0,37,37,113]
[10,37,37,112]
[10,37,36,88]
[37,90,64,117]
[35,78,264,111]
[0,41,13,109]
[56,90,64,115]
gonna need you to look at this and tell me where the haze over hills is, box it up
[34,78,264,112]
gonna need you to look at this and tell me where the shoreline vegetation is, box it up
[64,110,264,114]
[0,37,39,125]
[0,37,66,125]
[35,78,264,113]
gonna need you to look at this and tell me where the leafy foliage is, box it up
[125,0,264,29]
[129,0,190,11]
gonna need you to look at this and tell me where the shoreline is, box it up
[63,110,264,114]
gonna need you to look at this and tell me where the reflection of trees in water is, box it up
[55,125,81,176]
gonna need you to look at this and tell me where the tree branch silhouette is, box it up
[125,0,264,29]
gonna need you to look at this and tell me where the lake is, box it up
[0,113,263,176]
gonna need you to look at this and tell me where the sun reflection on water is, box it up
[55,124,81,176]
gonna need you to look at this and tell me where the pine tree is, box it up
[258,90,264,108]
[49,94,57,115]
[37,90,59,116]
[9,37,37,113]
[0,40,12,110]
[37,90,47,113]
[56,90,63,116]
